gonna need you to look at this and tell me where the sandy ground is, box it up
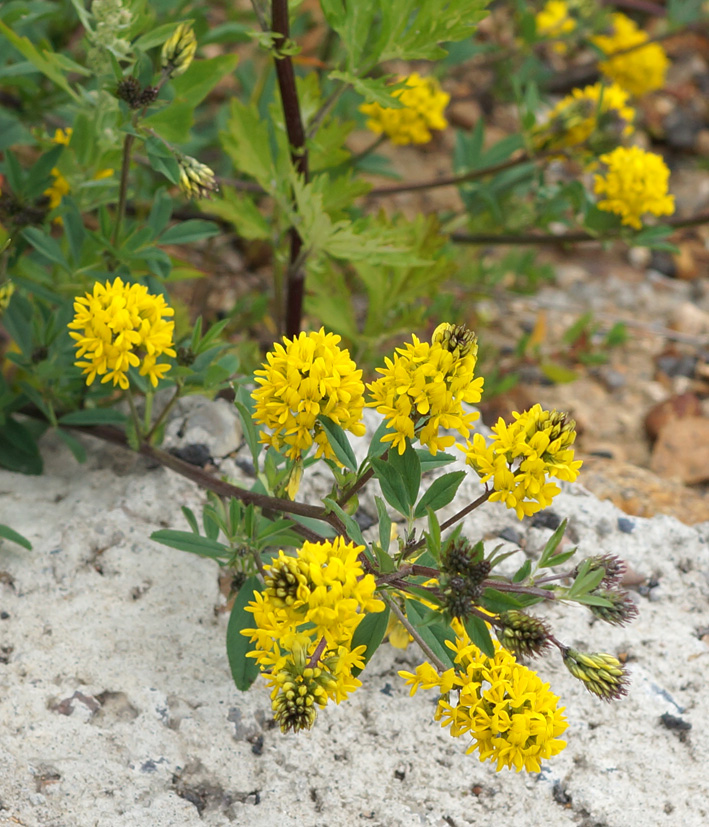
[1,429,708,827]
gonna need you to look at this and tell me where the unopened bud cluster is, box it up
[161,23,197,78]
[432,322,478,359]
[563,648,629,701]
[575,553,636,626]
[440,540,490,619]
[497,610,550,658]
[116,76,159,109]
[271,658,335,734]
[178,155,219,200]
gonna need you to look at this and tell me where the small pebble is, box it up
[531,511,562,530]
[617,517,635,534]
[498,526,523,545]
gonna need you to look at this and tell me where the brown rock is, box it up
[580,456,709,524]
[650,417,709,484]
[644,393,702,441]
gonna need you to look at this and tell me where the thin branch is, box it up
[367,151,543,197]
[451,210,709,246]
[384,593,447,671]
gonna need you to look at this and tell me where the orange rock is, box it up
[650,417,709,485]
[644,393,701,441]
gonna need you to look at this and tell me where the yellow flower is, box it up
[400,626,567,772]
[252,328,366,461]
[592,13,669,97]
[536,0,576,53]
[461,405,582,519]
[367,323,484,456]
[534,82,635,154]
[593,145,674,230]
[51,128,73,146]
[242,538,385,732]
[359,73,450,146]
[44,168,70,209]
[68,277,176,390]
[0,281,14,314]
[161,23,197,78]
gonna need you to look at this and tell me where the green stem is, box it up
[112,132,135,247]
[126,388,143,440]
[383,593,446,672]
[145,380,183,444]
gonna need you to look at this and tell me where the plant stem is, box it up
[439,488,492,533]
[384,593,446,671]
[367,151,543,197]
[112,133,135,247]
[126,388,142,439]
[482,579,557,600]
[451,210,709,246]
[271,0,309,338]
[145,380,183,444]
[307,636,329,668]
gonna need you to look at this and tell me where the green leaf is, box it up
[371,456,410,516]
[220,99,277,190]
[389,440,420,507]
[512,559,532,583]
[143,101,194,144]
[414,471,465,519]
[146,139,180,185]
[172,54,239,108]
[464,614,495,658]
[404,599,455,668]
[226,576,263,691]
[0,416,42,474]
[20,227,71,273]
[148,188,174,237]
[416,449,456,471]
[160,220,219,245]
[350,606,390,677]
[181,506,200,534]
[539,362,578,385]
[538,519,568,567]
[0,20,79,100]
[480,587,525,613]
[234,387,261,467]
[425,509,441,562]
[149,529,229,560]
[322,497,366,547]
[55,428,87,464]
[0,524,32,550]
[374,496,392,556]
[329,70,405,108]
[205,189,270,241]
[58,409,128,426]
[318,415,357,472]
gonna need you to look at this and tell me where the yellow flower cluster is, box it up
[367,323,484,456]
[594,145,675,229]
[242,538,385,732]
[252,328,366,461]
[536,0,576,53]
[592,13,669,97]
[399,624,568,772]
[461,404,582,519]
[68,277,176,390]
[534,82,635,154]
[360,73,450,146]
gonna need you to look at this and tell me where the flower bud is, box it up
[432,323,478,359]
[498,610,551,658]
[589,588,638,626]
[574,554,626,586]
[178,155,219,200]
[161,23,197,78]
[562,648,629,701]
